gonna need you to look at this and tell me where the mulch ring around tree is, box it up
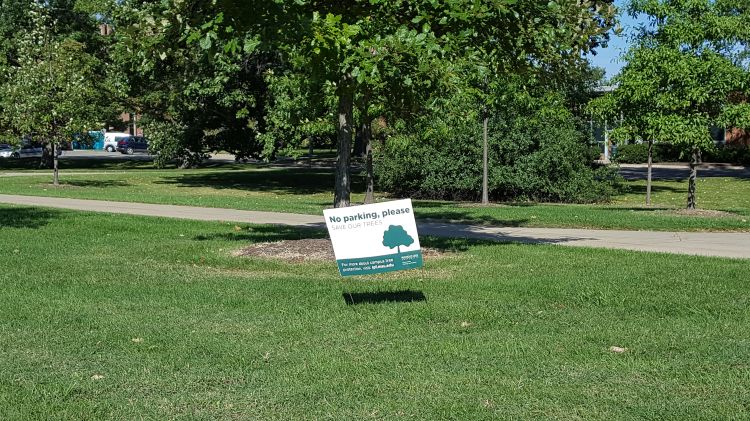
[233,238,450,263]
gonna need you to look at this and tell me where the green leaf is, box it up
[244,38,261,54]
[199,35,213,50]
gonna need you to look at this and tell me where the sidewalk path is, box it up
[1,194,748,259]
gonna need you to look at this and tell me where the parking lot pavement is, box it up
[618,163,750,180]
[59,150,239,163]
[60,150,154,161]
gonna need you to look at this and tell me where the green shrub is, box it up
[613,143,684,163]
[376,102,621,203]
[703,145,750,165]
[613,143,649,163]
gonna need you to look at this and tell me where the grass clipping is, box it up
[233,238,448,263]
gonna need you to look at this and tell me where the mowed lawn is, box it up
[1,165,749,231]
[1,205,749,419]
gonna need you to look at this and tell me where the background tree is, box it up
[283,4,446,208]
[590,0,750,208]
[133,0,448,205]
[0,1,114,184]
[109,2,278,167]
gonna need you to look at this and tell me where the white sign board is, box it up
[323,199,423,277]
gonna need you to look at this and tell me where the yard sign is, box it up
[324,199,423,277]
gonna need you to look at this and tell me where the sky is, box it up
[588,0,645,80]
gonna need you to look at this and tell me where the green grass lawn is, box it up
[1,165,749,231]
[1,205,748,418]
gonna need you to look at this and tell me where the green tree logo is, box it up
[382,225,414,254]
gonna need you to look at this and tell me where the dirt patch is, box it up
[665,208,742,219]
[233,238,449,263]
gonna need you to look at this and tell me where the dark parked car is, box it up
[116,136,149,154]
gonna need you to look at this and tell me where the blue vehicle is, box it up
[116,136,149,154]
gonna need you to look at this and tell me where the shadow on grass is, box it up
[415,209,529,227]
[194,223,593,249]
[0,206,59,229]
[0,158,41,170]
[60,180,131,188]
[343,290,426,305]
[193,225,327,242]
[0,157,158,171]
[627,184,686,195]
[418,222,594,245]
[420,236,503,252]
[156,167,364,195]
[599,206,674,213]
[414,200,536,209]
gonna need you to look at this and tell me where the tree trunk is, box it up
[39,143,53,169]
[687,147,700,209]
[307,137,313,168]
[334,80,354,208]
[481,109,489,205]
[646,139,653,206]
[53,142,59,186]
[364,118,374,204]
[353,122,366,157]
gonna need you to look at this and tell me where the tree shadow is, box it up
[343,290,426,305]
[193,225,327,242]
[0,207,59,229]
[413,200,536,209]
[0,157,157,171]
[0,158,40,170]
[416,210,529,227]
[193,222,593,250]
[156,167,364,195]
[420,236,502,252]
[60,180,131,188]
[412,200,455,208]
[626,184,686,195]
[417,221,595,245]
[598,206,674,213]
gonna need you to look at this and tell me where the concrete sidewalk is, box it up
[1,194,748,259]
